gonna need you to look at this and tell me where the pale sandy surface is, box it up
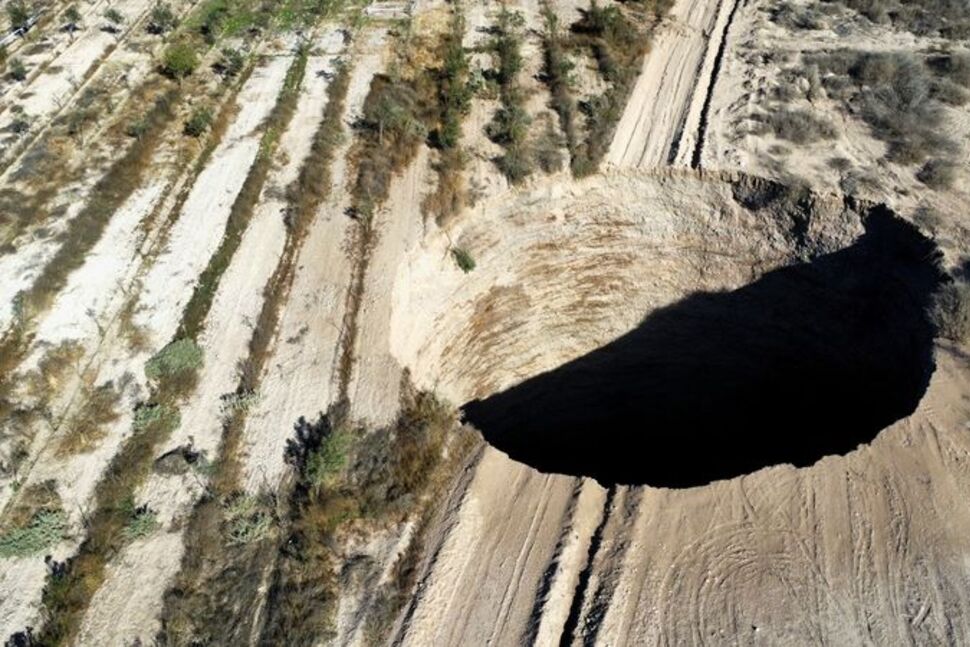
[240,28,388,493]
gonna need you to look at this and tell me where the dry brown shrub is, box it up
[56,382,122,456]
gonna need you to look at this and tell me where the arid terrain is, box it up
[0,0,967,644]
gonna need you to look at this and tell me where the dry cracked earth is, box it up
[0,0,968,644]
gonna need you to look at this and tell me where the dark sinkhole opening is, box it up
[462,208,946,488]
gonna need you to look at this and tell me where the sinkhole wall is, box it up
[388,169,943,486]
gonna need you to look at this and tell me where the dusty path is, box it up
[240,28,388,493]
[606,0,739,169]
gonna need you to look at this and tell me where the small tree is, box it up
[64,5,82,33]
[214,47,244,80]
[10,58,27,82]
[7,1,30,31]
[147,2,177,35]
[162,43,198,81]
[125,117,149,139]
[103,7,124,29]
[452,247,475,273]
[183,106,212,137]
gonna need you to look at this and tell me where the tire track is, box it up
[688,0,742,169]
[558,485,615,647]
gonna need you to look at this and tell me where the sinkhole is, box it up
[462,206,945,488]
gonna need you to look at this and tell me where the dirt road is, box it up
[607,0,740,169]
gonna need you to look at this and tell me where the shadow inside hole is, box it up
[462,208,945,488]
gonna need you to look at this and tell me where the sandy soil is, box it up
[2,0,970,642]
[346,146,432,426]
[607,0,734,169]
[75,34,350,644]
[74,531,185,645]
[701,0,970,229]
[239,28,388,493]
[0,54,293,640]
[386,170,970,644]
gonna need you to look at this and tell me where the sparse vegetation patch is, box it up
[56,382,122,457]
[452,246,475,272]
[0,509,67,558]
[424,10,473,224]
[540,0,670,176]
[259,389,471,644]
[145,338,204,381]
[809,51,956,165]
[121,500,159,541]
[755,107,837,144]
[485,7,534,184]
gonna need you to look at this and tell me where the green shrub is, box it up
[147,2,178,34]
[0,509,67,558]
[495,145,533,184]
[145,338,203,381]
[432,16,472,150]
[219,389,259,416]
[103,7,124,28]
[121,501,159,541]
[64,5,82,31]
[486,7,534,183]
[215,47,244,80]
[451,247,475,273]
[486,101,531,146]
[125,118,150,139]
[10,57,27,82]
[224,495,273,545]
[306,429,351,488]
[490,8,525,87]
[162,43,199,81]
[184,106,213,137]
[198,1,229,44]
[540,8,579,161]
[931,282,970,344]
[133,403,180,433]
[6,1,29,30]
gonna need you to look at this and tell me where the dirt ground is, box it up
[0,0,968,643]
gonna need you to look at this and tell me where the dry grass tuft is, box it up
[55,382,122,457]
